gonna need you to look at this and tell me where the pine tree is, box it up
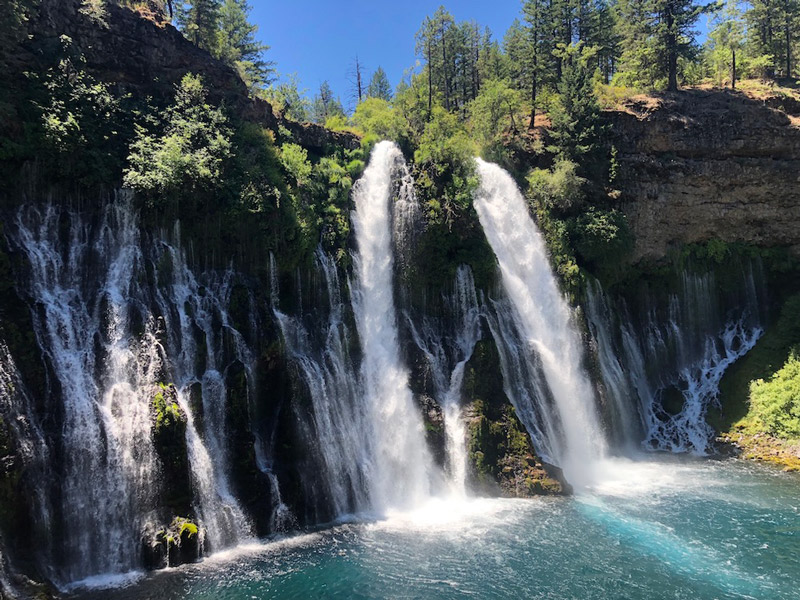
[549,44,607,180]
[311,81,345,124]
[176,0,221,53]
[367,67,393,101]
[217,0,274,89]
[652,0,708,90]
[707,0,746,88]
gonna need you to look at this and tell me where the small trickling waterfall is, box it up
[152,237,253,548]
[406,266,482,496]
[273,250,372,517]
[473,159,607,483]
[585,264,766,454]
[349,141,436,511]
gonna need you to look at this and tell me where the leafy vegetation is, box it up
[124,73,233,207]
[749,354,800,439]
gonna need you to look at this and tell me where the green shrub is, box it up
[749,353,800,439]
[124,73,232,207]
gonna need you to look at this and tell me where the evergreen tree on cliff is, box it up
[177,0,221,53]
[549,44,607,181]
[617,0,708,90]
[218,0,274,89]
[653,0,708,90]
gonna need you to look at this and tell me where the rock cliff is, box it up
[609,90,800,263]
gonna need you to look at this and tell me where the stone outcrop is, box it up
[21,0,358,152]
[608,90,800,263]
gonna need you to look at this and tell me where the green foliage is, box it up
[10,37,133,188]
[468,78,523,159]
[351,97,403,140]
[79,0,108,26]
[746,0,800,78]
[124,73,232,207]
[528,161,587,216]
[176,0,221,52]
[572,207,633,265]
[615,0,711,90]
[217,0,274,90]
[366,66,393,101]
[414,106,476,171]
[279,142,312,186]
[177,0,273,91]
[749,353,800,439]
[714,293,800,432]
[261,73,311,121]
[310,81,345,125]
[0,0,38,57]
[528,157,631,292]
[548,44,608,181]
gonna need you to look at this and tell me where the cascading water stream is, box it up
[585,264,765,454]
[8,198,263,585]
[349,140,436,512]
[12,198,162,584]
[406,266,482,496]
[272,250,372,517]
[152,235,253,548]
[473,159,607,486]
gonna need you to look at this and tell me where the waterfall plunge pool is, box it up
[70,457,800,600]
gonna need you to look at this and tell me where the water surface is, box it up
[71,458,800,600]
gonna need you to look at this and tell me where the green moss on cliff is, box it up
[711,293,800,433]
[463,340,564,496]
[150,383,192,514]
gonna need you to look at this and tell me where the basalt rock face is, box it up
[21,0,358,150]
[609,90,800,263]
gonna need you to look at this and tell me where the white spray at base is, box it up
[473,158,607,487]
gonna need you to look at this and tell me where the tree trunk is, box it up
[666,9,678,91]
[731,47,736,90]
[426,44,433,118]
[787,25,792,78]
[441,22,450,111]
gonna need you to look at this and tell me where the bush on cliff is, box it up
[748,353,800,439]
[124,73,233,208]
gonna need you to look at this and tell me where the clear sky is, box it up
[251,1,523,111]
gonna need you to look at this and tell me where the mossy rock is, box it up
[464,399,566,497]
[143,517,201,570]
[150,383,192,514]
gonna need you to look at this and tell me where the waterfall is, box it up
[0,342,53,576]
[12,198,163,584]
[273,250,372,517]
[473,159,606,484]
[585,264,765,454]
[406,266,482,496]
[350,141,436,511]
[8,198,260,585]
[151,235,253,548]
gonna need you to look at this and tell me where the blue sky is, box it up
[252,1,523,110]
[250,2,712,110]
